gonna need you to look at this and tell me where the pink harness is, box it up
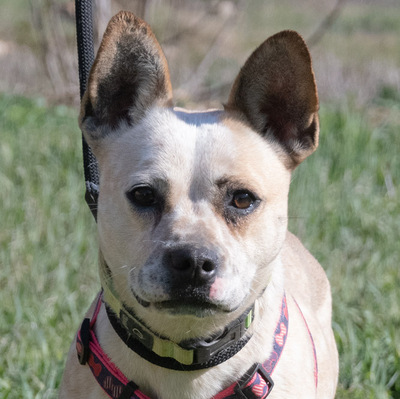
[76,292,317,399]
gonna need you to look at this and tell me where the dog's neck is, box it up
[100,261,256,370]
[91,270,285,399]
[94,251,286,399]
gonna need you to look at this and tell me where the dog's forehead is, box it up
[109,107,225,168]
[107,106,287,191]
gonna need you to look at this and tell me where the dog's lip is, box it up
[133,291,235,315]
[152,299,234,317]
[132,286,239,315]
[133,293,151,308]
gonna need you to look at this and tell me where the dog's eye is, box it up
[231,191,256,210]
[127,186,157,207]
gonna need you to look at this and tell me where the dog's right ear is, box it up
[80,11,172,148]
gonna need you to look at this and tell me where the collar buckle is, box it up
[190,312,252,364]
[234,363,274,398]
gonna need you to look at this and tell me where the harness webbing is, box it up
[75,0,100,220]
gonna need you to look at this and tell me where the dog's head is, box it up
[80,12,318,341]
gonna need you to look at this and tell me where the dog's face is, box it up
[80,12,319,340]
[95,108,290,316]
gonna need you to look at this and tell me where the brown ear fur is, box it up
[80,11,172,136]
[227,30,319,168]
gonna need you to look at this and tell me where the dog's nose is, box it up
[165,247,218,286]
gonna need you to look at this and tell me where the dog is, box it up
[60,11,338,399]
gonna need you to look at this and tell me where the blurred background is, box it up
[1,1,399,398]
[1,0,399,107]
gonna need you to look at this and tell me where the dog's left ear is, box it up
[227,30,319,168]
[80,11,172,147]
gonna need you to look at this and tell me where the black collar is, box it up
[105,299,255,371]
[77,292,291,399]
[100,256,255,370]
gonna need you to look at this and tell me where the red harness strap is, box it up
[76,294,150,399]
[212,295,288,399]
[76,293,302,399]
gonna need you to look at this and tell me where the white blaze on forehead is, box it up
[104,107,236,193]
[101,105,290,207]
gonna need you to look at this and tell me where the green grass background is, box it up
[0,95,98,398]
[1,89,399,398]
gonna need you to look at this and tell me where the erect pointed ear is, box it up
[226,30,319,168]
[80,11,172,143]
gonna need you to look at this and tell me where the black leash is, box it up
[75,0,99,221]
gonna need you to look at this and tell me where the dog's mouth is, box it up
[133,289,236,317]
[154,298,232,317]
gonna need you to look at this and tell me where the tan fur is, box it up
[60,11,338,399]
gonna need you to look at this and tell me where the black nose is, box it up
[165,246,219,286]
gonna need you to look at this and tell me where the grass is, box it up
[0,92,399,398]
[0,95,98,398]
[289,100,400,398]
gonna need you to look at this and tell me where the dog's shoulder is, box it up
[281,231,332,318]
